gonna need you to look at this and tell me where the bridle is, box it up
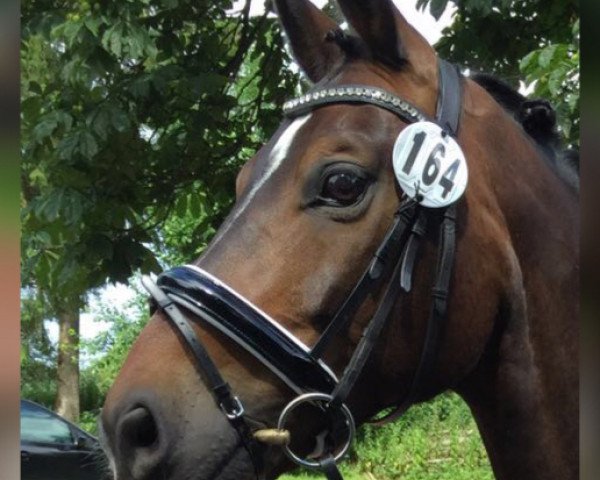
[142,58,463,480]
[143,59,462,479]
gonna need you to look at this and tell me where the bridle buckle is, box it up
[220,396,245,420]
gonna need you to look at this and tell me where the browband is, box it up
[283,84,428,125]
[282,59,462,137]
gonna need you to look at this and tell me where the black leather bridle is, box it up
[142,58,463,480]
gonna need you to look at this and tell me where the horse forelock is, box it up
[324,29,368,62]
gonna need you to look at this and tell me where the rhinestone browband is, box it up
[282,84,428,124]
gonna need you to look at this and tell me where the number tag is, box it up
[392,122,468,208]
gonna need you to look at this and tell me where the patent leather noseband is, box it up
[142,58,463,479]
[152,266,338,395]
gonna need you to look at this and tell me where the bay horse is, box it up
[100,1,579,479]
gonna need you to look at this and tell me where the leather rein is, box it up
[142,58,463,480]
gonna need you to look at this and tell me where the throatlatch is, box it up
[142,58,464,480]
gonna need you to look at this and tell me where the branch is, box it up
[220,11,268,80]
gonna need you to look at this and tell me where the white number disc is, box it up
[392,121,468,208]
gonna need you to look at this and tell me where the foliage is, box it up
[19,287,142,418]
[418,0,577,78]
[21,0,299,301]
[21,291,57,408]
[153,188,226,266]
[20,286,149,434]
[82,285,149,396]
[20,372,57,410]
[21,291,55,360]
[519,20,580,144]
[417,0,579,146]
[79,409,102,435]
[281,393,492,480]
[75,286,149,434]
[21,0,300,418]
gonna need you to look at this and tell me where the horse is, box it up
[100,1,579,479]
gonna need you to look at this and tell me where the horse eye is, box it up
[320,171,368,206]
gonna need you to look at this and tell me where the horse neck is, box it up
[456,85,579,480]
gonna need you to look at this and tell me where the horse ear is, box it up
[336,0,437,76]
[273,0,343,82]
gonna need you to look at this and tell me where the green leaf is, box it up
[416,0,428,11]
[193,72,228,96]
[175,194,188,217]
[109,105,130,132]
[140,247,162,274]
[40,190,63,222]
[57,111,74,132]
[189,194,202,218]
[101,22,125,58]
[464,0,492,15]
[519,50,538,73]
[84,16,103,37]
[61,21,83,47]
[430,0,449,20]
[31,113,59,144]
[88,235,114,261]
[29,168,47,187]
[127,26,145,59]
[37,254,51,285]
[22,96,42,122]
[548,68,565,96]
[28,81,43,95]
[538,44,558,68]
[58,133,79,161]
[129,76,151,98]
[89,108,110,141]
[566,92,578,111]
[63,191,84,225]
[36,231,52,246]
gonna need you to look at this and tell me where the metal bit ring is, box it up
[277,393,355,469]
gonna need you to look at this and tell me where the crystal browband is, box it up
[282,84,429,124]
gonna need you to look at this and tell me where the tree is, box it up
[519,20,579,145]
[21,292,57,407]
[21,0,299,421]
[417,0,579,145]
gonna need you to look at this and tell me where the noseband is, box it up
[142,59,463,480]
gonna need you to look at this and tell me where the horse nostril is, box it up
[115,404,166,479]
[121,407,159,449]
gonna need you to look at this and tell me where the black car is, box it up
[21,399,106,480]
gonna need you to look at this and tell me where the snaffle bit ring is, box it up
[277,392,356,469]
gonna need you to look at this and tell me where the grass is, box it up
[74,391,493,479]
[280,393,493,480]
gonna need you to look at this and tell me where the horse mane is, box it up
[471,72,579,190]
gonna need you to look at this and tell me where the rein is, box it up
[142,58,463,479]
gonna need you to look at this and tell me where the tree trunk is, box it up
[55,307,80,422]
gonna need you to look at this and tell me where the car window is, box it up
[21,403,74,445]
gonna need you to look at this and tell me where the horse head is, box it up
[101,1,578,479]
